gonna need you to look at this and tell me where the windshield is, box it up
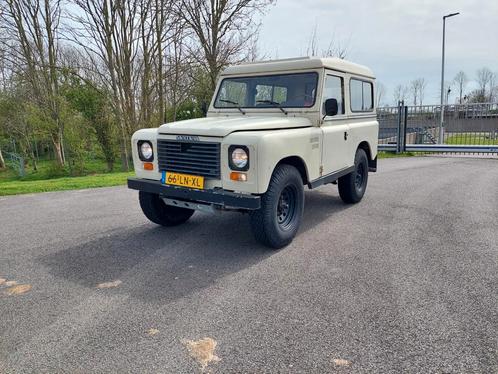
[214,72,318,109]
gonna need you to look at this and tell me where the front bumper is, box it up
[127,178,261,210]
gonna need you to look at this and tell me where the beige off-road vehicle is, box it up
[128,57,379,248]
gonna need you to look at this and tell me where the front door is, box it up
[321,74,350,175]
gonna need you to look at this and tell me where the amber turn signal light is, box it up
[230,172,247,181]
[143,162,154,171]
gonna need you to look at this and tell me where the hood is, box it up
[158,116,311,137]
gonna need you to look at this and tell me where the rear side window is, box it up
[350,79,373,112]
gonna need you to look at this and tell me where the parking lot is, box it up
[1,157,497,373]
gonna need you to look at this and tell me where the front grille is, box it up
[157,139,220,179]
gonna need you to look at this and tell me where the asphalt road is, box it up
[1,157,497,373]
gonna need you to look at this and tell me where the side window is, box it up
[350,78,374,111]
[322,75,344,116]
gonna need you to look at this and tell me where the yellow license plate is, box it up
[164,171,204,189]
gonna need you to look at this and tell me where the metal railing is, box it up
[377,103,498,154]
[5,152,25,177]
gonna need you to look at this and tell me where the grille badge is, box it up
[176,135,200,142]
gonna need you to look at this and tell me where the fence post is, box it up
[403,105,408,152]
[396,100,404,153]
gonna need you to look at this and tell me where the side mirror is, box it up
[324,98,339,117]
[200,101,208,116]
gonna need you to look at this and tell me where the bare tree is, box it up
[453,71,468,104]
[1,0,66,166]
[376,82,385,107]
[322,38,348,59]
[306,23,319,56]
[476,67,493,101]
[393,84,408,104]
[418,78,427,105]
[489,72,497,102]
[306,24,349,59]
[68,0,150,170]
[165,22,195,122]
[0,51,9,169]
[409,78,426,106]
[0,148,5,169]
[178,0,275,90]
[410,80,419,106]
[152,0,177,123]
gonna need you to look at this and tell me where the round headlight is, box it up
[140,141,153,160]
[231,148,248,169]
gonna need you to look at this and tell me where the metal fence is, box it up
[377,102,498,155]
[5,152,25,177]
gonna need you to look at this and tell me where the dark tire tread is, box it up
[249,164,304,249]
[338,148,369,204]
[139,191,194,226]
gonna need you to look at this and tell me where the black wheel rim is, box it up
[277,185,297,229]
[355,162,365,190]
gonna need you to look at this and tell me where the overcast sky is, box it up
[258,0,498,105]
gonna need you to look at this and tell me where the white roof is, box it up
[221,57,375,79]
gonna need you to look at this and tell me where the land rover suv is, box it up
[128,57,378,248]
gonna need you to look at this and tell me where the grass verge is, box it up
[0,159,127,183]
[377,151,417,159]
[0,172,133,196]
[445,134,498,145]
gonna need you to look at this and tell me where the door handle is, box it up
[344,131,348,141]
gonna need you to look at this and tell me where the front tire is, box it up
[249,165,304,249]
[139,191,194,226]
[338,148,369,204]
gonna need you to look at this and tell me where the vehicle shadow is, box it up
[301,188,352,232]
[39,186,351,303]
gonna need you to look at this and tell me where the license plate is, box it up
[162,171,204,189]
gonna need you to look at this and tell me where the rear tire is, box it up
[139,191,194,226]
[249,164,304,249]
[338,148,369,204]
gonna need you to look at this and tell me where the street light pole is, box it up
[439,12,460,144]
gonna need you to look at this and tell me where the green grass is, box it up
[0,158,127,183]
[0,171,133,196]
[0,158,134,196]
[445,133,498,145]
[377,151,417,158]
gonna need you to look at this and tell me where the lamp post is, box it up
[439,12,460,144]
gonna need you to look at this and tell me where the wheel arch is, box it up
[275,156,309,186]
[357,140,377,172]
[357,141,372,160]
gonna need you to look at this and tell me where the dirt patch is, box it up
[333,358,351,367]
[5,280,17,287]
[183,337,220,372]
[146,328,160,336]
[0,278,6,285]
[96,280,122,289]
[6,284,32,295]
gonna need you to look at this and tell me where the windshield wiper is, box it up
[256,100,288,115]
[219,99,246,115]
